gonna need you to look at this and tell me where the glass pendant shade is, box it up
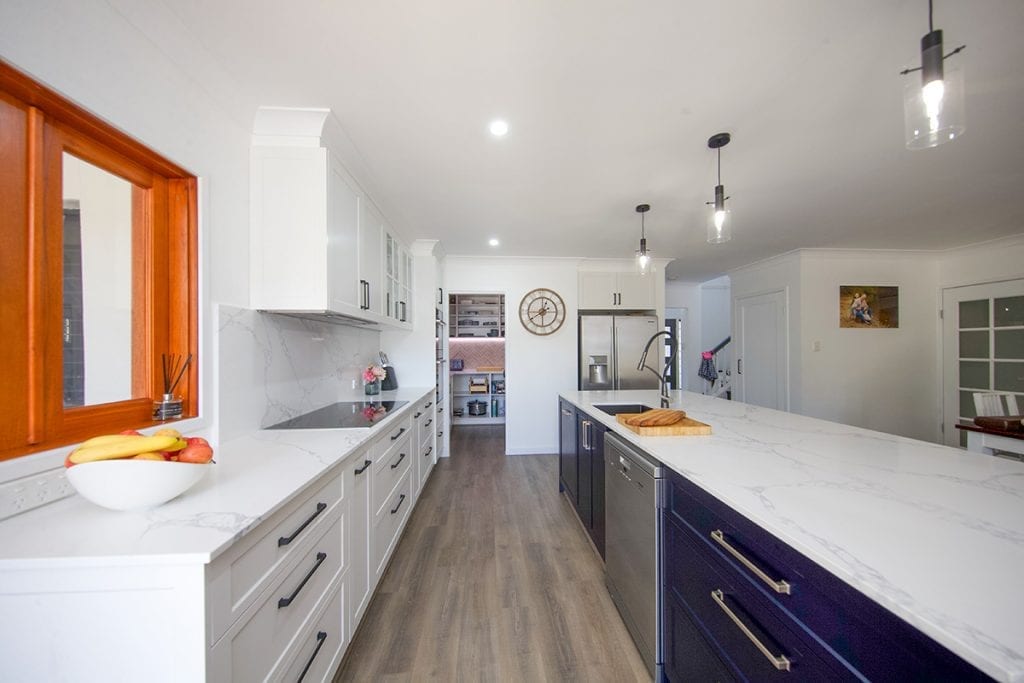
[706,183,732,244]
[637,244,652,275]
[707,207,732,244]
[903,31,965,149]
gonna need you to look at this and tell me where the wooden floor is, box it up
[333,425,651,682]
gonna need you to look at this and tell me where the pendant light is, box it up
[635,203,652,276]
[900,0,966,150]
[706,132,732,244]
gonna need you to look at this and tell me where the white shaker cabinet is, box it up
[578,270,655,310]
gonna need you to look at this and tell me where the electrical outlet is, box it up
[0,467,75,521]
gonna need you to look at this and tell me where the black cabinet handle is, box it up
[390,494,407,515]
[401,301,407,322]
[438,287,443,305]
[414,412,422,418]
[354,459,371,475]
[390,427,406,441]
[387,292,391,317]
[278,502,327,547]
[424,401,433,409]
[424,446,433,458]
[390,452,407,469]
[424,418,432,428]
[278,552,327,608]
[296,631,328,683]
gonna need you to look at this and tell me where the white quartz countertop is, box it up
[562,389,1024,682]
[0,387,433,568]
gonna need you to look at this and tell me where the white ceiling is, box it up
[165,0,1024,281]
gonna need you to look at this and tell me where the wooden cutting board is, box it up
[616,413,712,436]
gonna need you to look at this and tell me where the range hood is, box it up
[259,310,382,330]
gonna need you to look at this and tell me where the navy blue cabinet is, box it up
[661,467,991,682]
[558,399,577,502]
[558,401,607,559]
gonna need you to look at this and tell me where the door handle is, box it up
[738,358,742,374]
[390,452,407,469]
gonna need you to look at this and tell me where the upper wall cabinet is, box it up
[250,107,411,329]
[578,271,655,310]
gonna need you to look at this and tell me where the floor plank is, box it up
[333,425,651,682]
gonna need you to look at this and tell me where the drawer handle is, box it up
[391,427,406,441]
[278,502,327,547]
[424,446,433,458]
[414,412,422,418]
[354,459,372,475]
[391,452,407,469]
[424,401,433,409]
[424,418,433,428]
[278,552,327,608]
[296,630,327,683]
[712,589,791,672]
[711,529,791,595]
[390,493,407,514]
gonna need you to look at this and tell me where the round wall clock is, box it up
[519,288,566,336]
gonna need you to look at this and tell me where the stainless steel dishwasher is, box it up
[604,431,664,678]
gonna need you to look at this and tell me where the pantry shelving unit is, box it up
[449,294,505,338]
[450,371,505,425]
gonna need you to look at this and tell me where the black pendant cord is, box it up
[717,147,722,186]
[928,0,933,32]
[899,0,965,75]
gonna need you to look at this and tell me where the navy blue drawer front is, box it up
[664,586,735,683]
[664,517,849,682]
[664,470,991,682]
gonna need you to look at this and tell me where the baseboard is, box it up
[505,446,558,456]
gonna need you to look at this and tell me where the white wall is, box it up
[444,256,580,454]
[938,235,1024,288]
[799,250,940,442]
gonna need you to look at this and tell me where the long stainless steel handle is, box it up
[711,529,791,594]
[278,552,327,608]
[561,408,572,417]
[581,420,590,450]
[296,631,327,683]
[711,589,791,671]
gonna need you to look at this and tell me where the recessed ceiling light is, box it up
[488,119,509,137]
[488,238,500,247]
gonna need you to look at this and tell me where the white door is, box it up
[941,279,1024,446]
[735,290,788,410]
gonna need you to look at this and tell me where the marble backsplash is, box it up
[216,304,381,442]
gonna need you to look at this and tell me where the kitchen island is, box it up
[561,390,1024,682]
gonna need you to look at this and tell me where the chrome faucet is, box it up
[637,330,676,408]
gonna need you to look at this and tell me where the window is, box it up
[0,62,198,461]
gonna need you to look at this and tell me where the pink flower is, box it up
[362,405,387,421]
[362,364,387,384]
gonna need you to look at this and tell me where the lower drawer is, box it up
[664,519,849,682]
[276,580,346,683]
[373,468,413,578]
[210,515,343,682]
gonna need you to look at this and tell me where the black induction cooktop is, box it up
[267,400,408,430]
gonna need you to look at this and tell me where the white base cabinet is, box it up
[0,395,439,682]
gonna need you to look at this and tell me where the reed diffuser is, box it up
[154,353,192,420]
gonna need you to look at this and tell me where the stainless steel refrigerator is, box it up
[579,314,660,390]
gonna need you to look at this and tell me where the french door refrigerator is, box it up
[579,314,660,390]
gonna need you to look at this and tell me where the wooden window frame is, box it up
[0,61,198,461]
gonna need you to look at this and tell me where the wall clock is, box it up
[519,288,566,336]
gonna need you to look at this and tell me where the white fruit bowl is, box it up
[65,459,211,511]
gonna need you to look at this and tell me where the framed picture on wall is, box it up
[839,286,899,328]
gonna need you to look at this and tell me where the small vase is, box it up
[364,380,380,396]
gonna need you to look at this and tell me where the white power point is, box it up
[0,467,75,521]
[351,379,357,390]
[812,340,822,352]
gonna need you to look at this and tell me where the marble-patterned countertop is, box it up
[562,389,1024,682]
[0,387,433,568]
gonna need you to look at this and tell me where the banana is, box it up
[132,452,165,461]
[165,438,188,452]
[69,435,179,464]
[77,434,143,450]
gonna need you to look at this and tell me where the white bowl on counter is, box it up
[65,459,211,511]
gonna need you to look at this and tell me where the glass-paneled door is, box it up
[942,279,1024,446]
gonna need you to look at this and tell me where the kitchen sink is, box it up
[593,403,653,416]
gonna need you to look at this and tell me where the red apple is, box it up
[119,429,143,436]
[185,436,209,448]
[64,453,75,468]
[178,443,214,464]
